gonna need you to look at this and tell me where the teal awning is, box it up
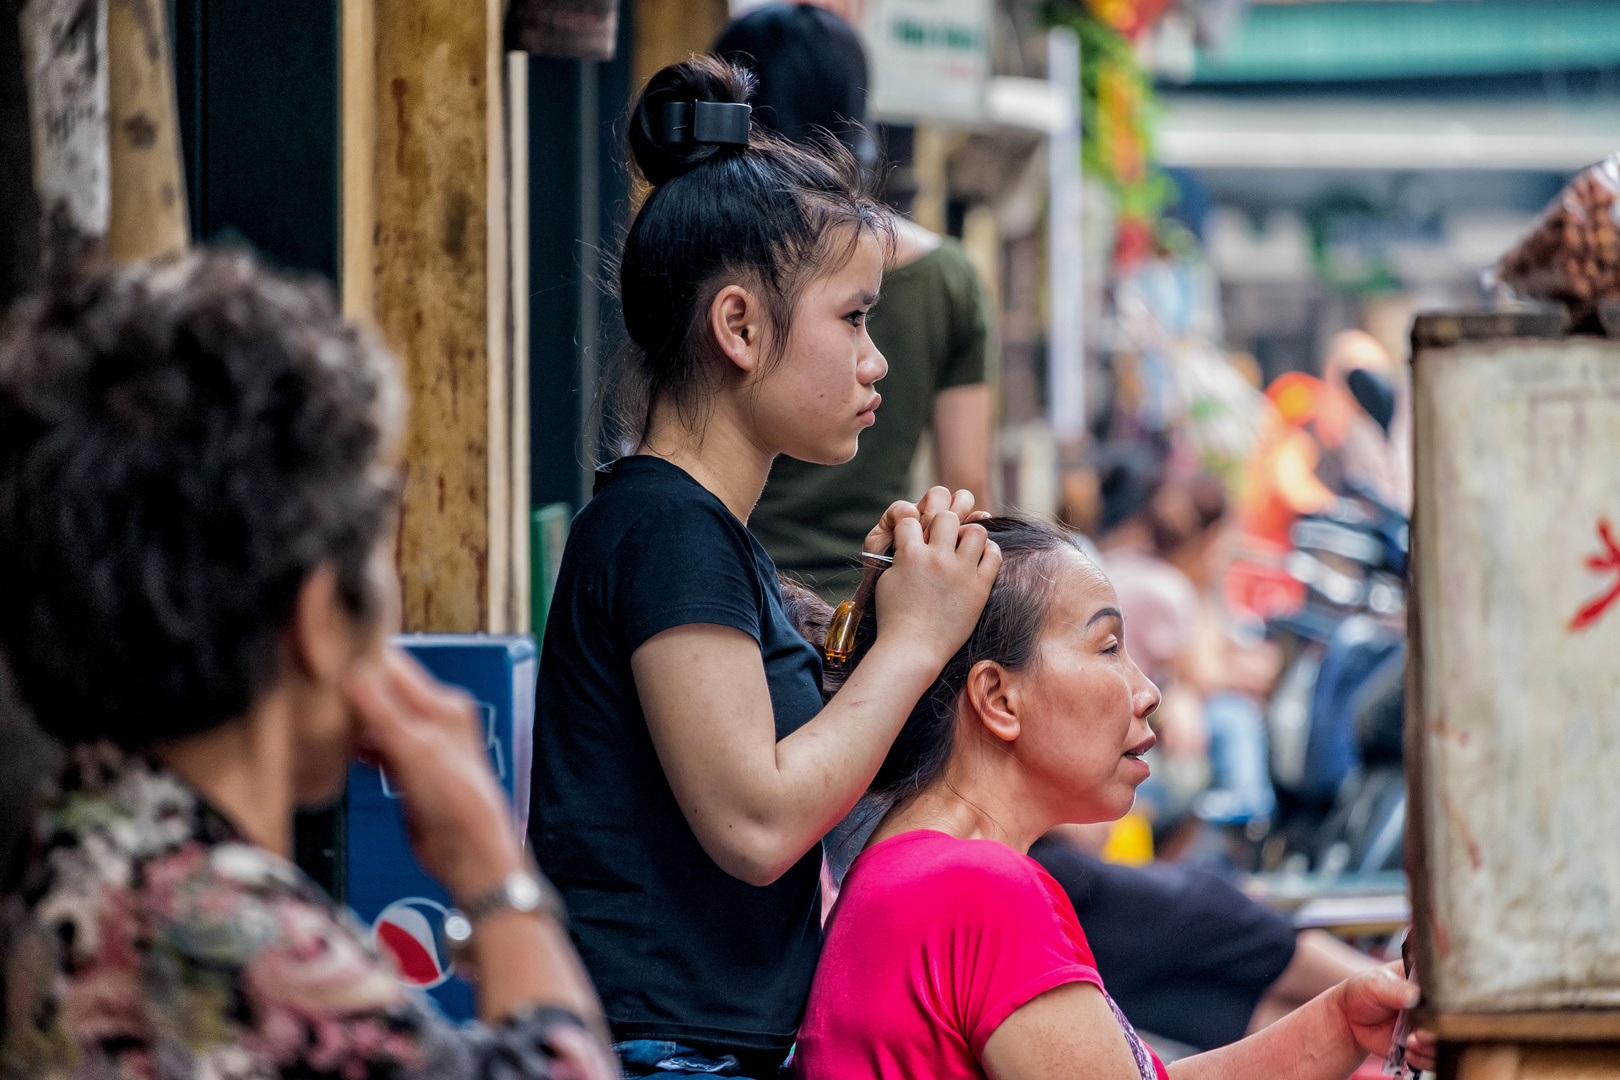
[1191,1,1620,84]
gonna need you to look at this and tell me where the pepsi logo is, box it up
[373,898,456,990]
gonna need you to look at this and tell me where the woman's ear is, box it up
[709,284,762,376]
[290,564,356,688]
[965,660,1021,743]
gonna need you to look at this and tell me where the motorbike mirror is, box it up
[1347,368,1396,434]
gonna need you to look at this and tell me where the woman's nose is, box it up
[860,342,888,386]
[1133,669,1161,719]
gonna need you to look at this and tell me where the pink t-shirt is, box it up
[796,830,1169,1080]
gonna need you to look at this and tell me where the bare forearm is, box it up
[472,911,606,1037]
[1172,986,1362,1080]
[768,638,943,826]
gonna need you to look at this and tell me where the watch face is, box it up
[509,874,543,910]
[443,912,474,945]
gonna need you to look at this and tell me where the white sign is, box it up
[862,0,991,123]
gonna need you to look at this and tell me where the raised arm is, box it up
[632,495,1000,886]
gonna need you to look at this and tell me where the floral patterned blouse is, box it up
[1,743,618,1080]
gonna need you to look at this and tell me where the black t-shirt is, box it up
[530,456,825,1057]
[1029,837,1298,1051]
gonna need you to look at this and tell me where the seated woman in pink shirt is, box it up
[791,516,1435,1080]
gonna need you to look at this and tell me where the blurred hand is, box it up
[1335,962,1436,1073]
[348,648,524,902]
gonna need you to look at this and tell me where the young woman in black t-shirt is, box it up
[530,58,1001,1076]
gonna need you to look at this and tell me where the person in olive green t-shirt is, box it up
[749,217,995,601]
[717,3,997,604]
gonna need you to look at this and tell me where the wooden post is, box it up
[353,0,528,633]
[106,0,186,262]
[341,0,374,322]
[507,0,619,60]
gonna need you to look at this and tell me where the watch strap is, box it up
[459,869,567,925]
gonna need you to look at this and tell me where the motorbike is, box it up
[1243,367,1412,873]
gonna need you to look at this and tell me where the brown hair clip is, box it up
[822,552,890,670]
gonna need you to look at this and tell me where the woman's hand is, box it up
[865,486,991,556]
[348,648,524,903]
[861,486,1001,669]
[1335,962,1437,1072]
[1171,960,1435,1080]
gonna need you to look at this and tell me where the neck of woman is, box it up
[152,690,298,859]
[639,398,775,523]
[873,734,1057,855]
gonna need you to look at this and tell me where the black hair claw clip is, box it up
[661,101,752,147]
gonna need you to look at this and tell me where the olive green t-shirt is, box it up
[750,238,991,600]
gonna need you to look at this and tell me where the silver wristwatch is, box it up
[443,871,567,958]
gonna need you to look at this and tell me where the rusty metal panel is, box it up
[1412,331,1620,1011]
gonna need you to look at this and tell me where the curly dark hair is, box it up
[0,249,402,748]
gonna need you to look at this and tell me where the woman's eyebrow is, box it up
[848,289,879,307]
[1086,606,1123,628]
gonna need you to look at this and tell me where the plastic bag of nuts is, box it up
[1494,154,1620,306]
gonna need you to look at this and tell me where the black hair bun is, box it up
[628,56,755,186]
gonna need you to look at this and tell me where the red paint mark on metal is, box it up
[1570,517,1620,631]
[1432,911,1451,960]
[1440,793,1483,871]
[1430,715,1470,746]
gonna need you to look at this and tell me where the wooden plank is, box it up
[484,0,510,635]
[370,0,508,633]
[1520,1045,1620,1080]
[506,49,531,634]
[1458,1044,1522,1080]
[1457,1043,1620,1080]
[340,0,374,320]
[1411,333,1620,1012]
[1420,1011,1620,1043]
[507,0,619,59]
[1411,310,1567,350]
[106,0,187,262]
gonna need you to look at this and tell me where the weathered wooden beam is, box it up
[359,0,528,633]
[507,0,619,60]
[105,0,186,262]
[340,0,374,321]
